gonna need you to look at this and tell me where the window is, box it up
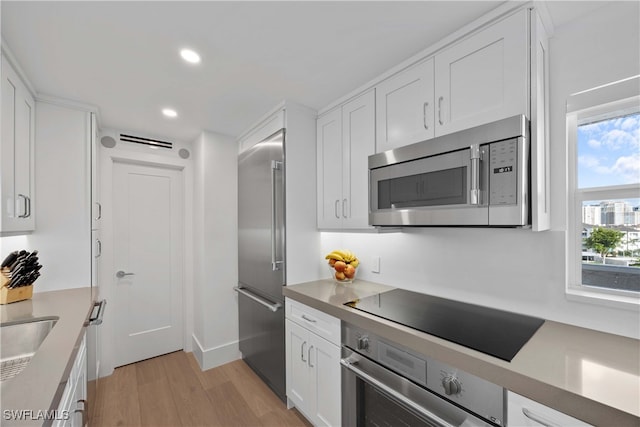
[567,76,640,305]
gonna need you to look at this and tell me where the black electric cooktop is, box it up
[345,289,544,362]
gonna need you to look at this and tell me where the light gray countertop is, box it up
[283,279,640,427]
[1,287,91,426]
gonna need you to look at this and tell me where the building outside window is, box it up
[567,76,640,303]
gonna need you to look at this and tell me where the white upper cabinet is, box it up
[376,58,434,152]
[1,54,36,234]
[317,108,343,229]
[434,9,529,136]
[91,113,101,231]
[317,89,375,230]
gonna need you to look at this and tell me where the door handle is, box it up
[342,198,348,219]
[233,286,282,312]
[469,144,481,205]
[341,358,454,427]
[301,341,307,362]
[438,96,444,125]
[116,270,135,279]
[334,199,340,219]
[270,160,284,271]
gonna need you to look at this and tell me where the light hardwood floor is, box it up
[90,351,312,427]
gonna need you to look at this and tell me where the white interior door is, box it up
[113,161,183,367]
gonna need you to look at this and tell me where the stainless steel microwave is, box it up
[369,115,530,227]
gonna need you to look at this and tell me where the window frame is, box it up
[566,76,640,308]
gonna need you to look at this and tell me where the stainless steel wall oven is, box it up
[341,322,506,427]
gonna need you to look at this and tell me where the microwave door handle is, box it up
[469,144,481,205]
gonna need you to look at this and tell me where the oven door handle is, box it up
[340,358,455,427]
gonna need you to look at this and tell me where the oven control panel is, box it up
[343,322,505,426]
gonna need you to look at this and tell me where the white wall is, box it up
[192,130,240,369]
[1,101,91,292]
[321,1,640,339]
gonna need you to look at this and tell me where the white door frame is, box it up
[99,145,193,377]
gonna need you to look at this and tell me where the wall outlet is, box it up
[372,256,380,274]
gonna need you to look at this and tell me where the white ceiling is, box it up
[1,1,609,143]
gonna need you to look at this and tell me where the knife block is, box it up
[0,269,33,304]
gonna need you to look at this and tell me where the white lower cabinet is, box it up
[286,299,341,427]
[507,391,592,427]
[55,333,87,427]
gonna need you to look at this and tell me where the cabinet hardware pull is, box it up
[95,239,102,258]
[342,198,348,219]
[423,102,429,130]
[438,96,444,125]
[301,341,307,362]
[301,314,316,323]
[17,194,29,218]
[334,200,340,219]
[522,408,560,427]
[95,202,102,221]
[308,345,314,367]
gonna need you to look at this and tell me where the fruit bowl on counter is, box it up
[325,249,359,283]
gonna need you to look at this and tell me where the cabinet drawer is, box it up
[507,391,592,427]
[285,298,340,346]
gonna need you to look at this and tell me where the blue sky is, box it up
[577,113,640,189]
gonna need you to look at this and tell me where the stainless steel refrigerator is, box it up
[235,128,286,401]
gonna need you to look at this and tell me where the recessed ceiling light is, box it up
[162,108,178,118]
[180,48,201,64]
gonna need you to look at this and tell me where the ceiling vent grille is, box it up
[119,133,173,149]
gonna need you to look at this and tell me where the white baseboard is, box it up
[191,334,241,371]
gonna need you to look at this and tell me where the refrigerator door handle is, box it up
[234,286,282,312]
[271,160,284,272]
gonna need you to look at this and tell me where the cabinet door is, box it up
[376,58,434,153]
[285,319,310,411]
[530,10,550,232]
[341,90,375,229]
[316,108,343,229]
[1,55,35,233]
[434,9,528,137]
[91,113,101,230]
[309,334,341,427]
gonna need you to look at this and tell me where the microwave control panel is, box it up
[489,139,517,205]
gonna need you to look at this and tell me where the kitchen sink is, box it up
[0,317,59,382]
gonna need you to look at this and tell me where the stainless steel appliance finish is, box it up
[236,128,287,401]
[342,322,506,427]
[369,115,530,227]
